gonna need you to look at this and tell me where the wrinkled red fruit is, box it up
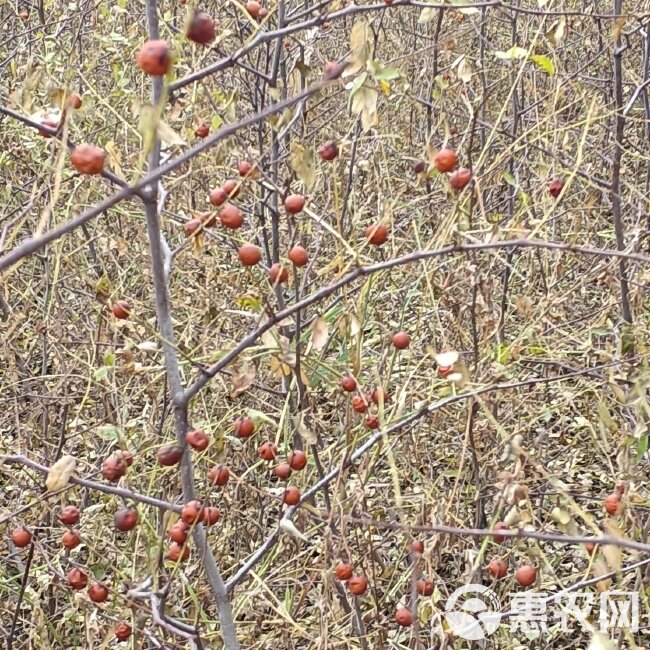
[11,526,32,547]
[169,521,190,544]
[157,444,183,466]
[417,578,434,596]
[88,582,109,603]
[287,449,307,471]
[488,558,508,579]
[70,144,106,175]
[269,263,289,284]
[288,245,308,267]
[319,140,339,161]
[259,441,277,461]
[548,178,564,198]
[62,529,82,549]
[115,622,132,641]
[186,11,215,44]
[208,465,230,486]
[434,148,458,173]
[604,492,622,515]
[395,607,414,627]
[202,506,220,525]
[68,567,88,589]
[274,463,292,480]
[220,204,244,229]
[194,123,210,138]
[341,376,357,392]
[209,187,228,206]
[449,167,472,191]
[234,416,255,438]
[112,300,131,319]
[348,575,368,595]
[101,455,128,482]
[238,244,262,266]
[335,561,353,581]
[167,542,190,561]
[409,540,424,554]
[187,429,210,451]
[181,500,203,524]
[365,223,388,246]
[114,508,138,532]
[493,521,509,543]
[136,40,172,76]
[283,486,301,505]
[59,505,80,526]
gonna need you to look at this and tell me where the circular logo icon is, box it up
[444,584,502,640]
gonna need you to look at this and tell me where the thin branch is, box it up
[1,455,181,513]
[225,360,630,590]
[0,79,330,274]
[183,239,649,404]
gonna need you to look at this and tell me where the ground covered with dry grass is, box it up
[1,0,650,648]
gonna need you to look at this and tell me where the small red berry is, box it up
[269,263,289,284]
[548,178,564,198]
[219,204,244,229]
[515,564,537,587]
[348,575,368,596]
[238,244,262,266]
[59,505,80,526]
[187,429,210,451]
[340,376,357,392]
[287,449,307,471]
[88,582,109,603]
[351,395,367,413]
[395,607,414,627]
[288,245,309,267]
[181,500,203,524]
[274,463,292,480]
[284,194,305,214]
[392,331,410,349]
[68,567,88,590]
[409,540,424,554]
[11,526,31,547]
[222,179,240,198]
[157,444,183,466]
[449,167,472,191]
[62,529,82,549]
[365,223,388,245]
[493,522,509,543]
[416,578,434,596]
[258,441,278,462]
[112,300,130,319]
[167,542,190,561]
[115,622,131,641]
[319,140,339,161]
[434,148,458,173]
[283,486,301,505]
[209,187,228,206]
[234,416,255,438]
[186,11,215,44]
[202,506,220,525]
[136,40,172,76]
[335,561,353,581]
[488,558,508,579]
[194,123,209,138]
[604,492,622,515]
[365,414,380,429]
[208,465,230,486]
[114,508,138,532]
[169,521,190,544]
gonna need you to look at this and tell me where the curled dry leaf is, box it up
[230,359,256,398]
[310,317,329,352]
[45,455,76,491]
[294,409,318,445]
[289,142,315,191]
[279,518,309,542]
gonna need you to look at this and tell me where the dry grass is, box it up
[1,1,650,648]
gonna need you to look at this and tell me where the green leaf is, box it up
[637,433,648,460]
[98,424,119,441]
[374,66,401,81]
[502,170,517,187]
[94,367,108,381]
[529,54,555,75]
